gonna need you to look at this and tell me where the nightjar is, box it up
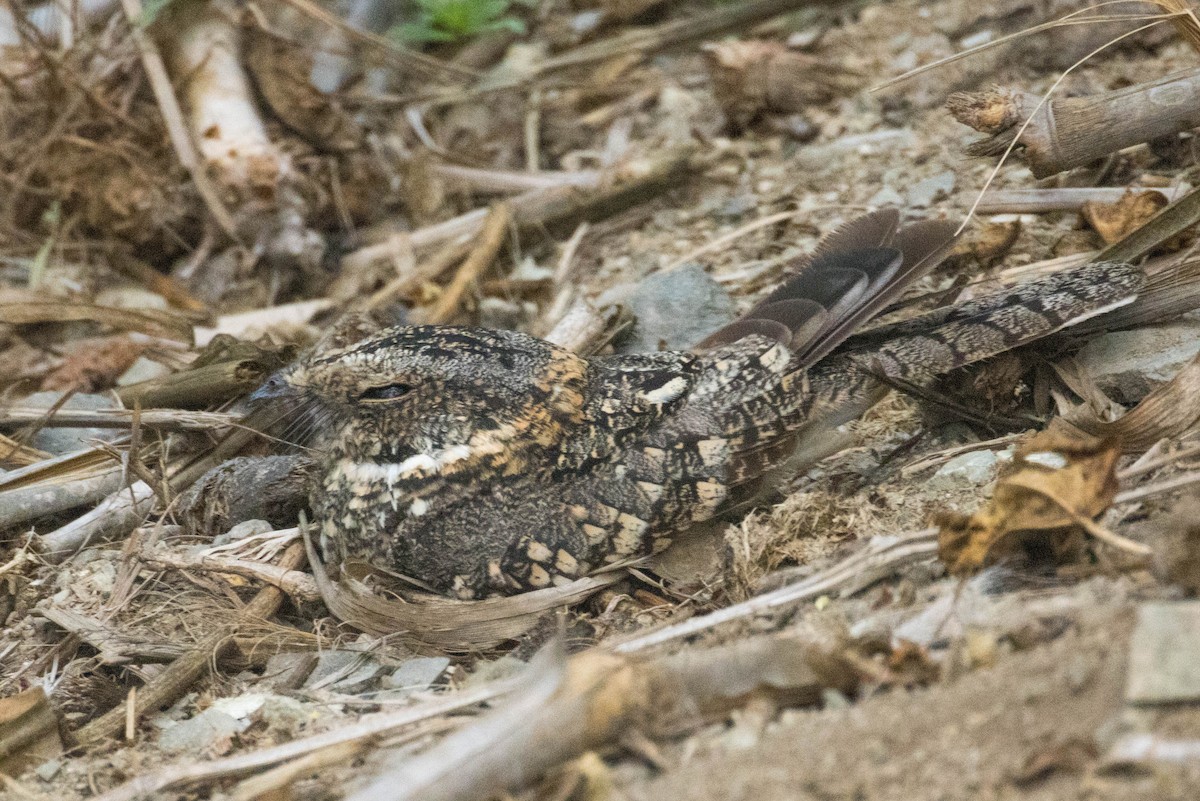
[255,209,1143,598]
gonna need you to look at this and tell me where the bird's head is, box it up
[253,326,592,473]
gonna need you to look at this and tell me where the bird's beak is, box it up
[249,370,295,404]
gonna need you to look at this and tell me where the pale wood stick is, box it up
[976,186,1188,214]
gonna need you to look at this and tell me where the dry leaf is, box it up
[936,430,1120,575]
[949,218,1021,266]
[41,335,146,392]
[1081,190,1168,245]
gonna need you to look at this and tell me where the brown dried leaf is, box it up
[1081,190,1168,245]
[949,218,1021,266]
[41,336,146,392]
[704,40,860,127]
[936,430,1120,575]
[243,22,362,153]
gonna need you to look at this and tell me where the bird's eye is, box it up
[358,383,413,402]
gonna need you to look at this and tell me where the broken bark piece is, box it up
[704,40,860,128]
[948,68,1200,177]
[177,455,314,538]
[0,687,63,776]
[345,631,865,801]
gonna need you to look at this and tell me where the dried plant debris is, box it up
[0,688,63,777]
[936,430,1121,575]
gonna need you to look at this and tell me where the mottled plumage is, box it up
[257,210,1144,598]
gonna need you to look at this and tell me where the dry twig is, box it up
[421,203,511,324]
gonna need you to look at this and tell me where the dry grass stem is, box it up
[422,202,512,324]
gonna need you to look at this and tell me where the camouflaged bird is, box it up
[255,209,1143,599]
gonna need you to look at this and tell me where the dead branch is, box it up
[0,301,194,342]
[37,425,262,562]
[139,540,319,601]
[949,68,1200,178]
[37,480,158,564]
[611,529,940,654]
[537,0,827,74]
[0,464,124,530]
[542,300,626,355]
[346,632,861,801]
[431,163,602,194]
[117,0,239,238]
[0,407,237,430]
[976,186,1188,214]
[342,146,694,274]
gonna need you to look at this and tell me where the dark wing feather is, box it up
[697,209,957,367]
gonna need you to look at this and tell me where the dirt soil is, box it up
[624,603,1200,801]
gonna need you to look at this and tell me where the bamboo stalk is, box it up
[949,68,1200,178]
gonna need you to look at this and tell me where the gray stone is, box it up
[614,264,736,353]
[35,759,62,781]
[256,693,312,735]
[1075,321,1200,405]
[261,651,317,690]
[382,657,450,692]
[718,195,758,219]
[303,650,383,694]
[117,355,172,386]
[906,171,956,208]
[868,185,905,207]
[158,708,246,753]
[1126,601,1200,704]
[22,392,122,454]
[928,449,1009,490]
[212,519,275,547]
